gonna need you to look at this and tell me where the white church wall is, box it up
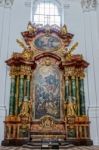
[64,0,99,145]
[0,0,31,145]
[83,4,99,144]
[0,5,12,144]
[0,0,99,145]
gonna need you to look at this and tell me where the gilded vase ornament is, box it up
[27,22,36,34]
[60,24,68,36]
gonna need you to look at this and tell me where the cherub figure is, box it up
[16,39,27,50]
[63,42,79,60]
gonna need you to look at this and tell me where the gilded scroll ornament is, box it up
[22,49,34,60]
[40,116,55,130]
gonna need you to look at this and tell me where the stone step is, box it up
[23,141,75,149]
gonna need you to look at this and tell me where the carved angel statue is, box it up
[16,39,33,59]
[16,39,27,50]
[19,96,32,118]
[63,42,78,60]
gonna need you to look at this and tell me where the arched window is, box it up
[31,0,62,26]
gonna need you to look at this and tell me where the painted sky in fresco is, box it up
[34,65,60,119]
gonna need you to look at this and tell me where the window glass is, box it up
[32,1,61,26]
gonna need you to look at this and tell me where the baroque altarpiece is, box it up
[2,23,93,145]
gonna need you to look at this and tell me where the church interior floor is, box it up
[0,146,99,150]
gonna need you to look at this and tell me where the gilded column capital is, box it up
[71,76,75,79]
[10,66,20,76]
[11,75,15,78]
[65,76,69,80]
[27,75,31,80]
[20,75,24,78]
[20,65,32,76]
[79,76,85,79]
[75,68,85,78]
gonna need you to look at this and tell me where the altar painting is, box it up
[34,35,61,51]
[34,65,60,119]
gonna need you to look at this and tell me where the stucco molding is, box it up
[0,0,4,7]
[25,0,31,7]
[0,0,14,8]
[81,0,97,11]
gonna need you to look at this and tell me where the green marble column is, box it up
[71,76,78,115]
[65,77,69,100]
[9,75,16,115]
[71,76,76,98]
[15,76,19,115]
[26,76,30,100]
[79,77,86,115]
[19,75,24,112]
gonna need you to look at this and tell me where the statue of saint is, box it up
[66,96,77,117]
[19,96,32,118]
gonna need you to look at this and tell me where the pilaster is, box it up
[0,106,6,146]
[82,4,99,144]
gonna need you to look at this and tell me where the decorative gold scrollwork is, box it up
[40,115,55,130]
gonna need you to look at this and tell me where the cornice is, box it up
[0,0,97,10]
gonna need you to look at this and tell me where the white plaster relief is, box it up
[5,0,14,8]
[25,0,31,7]
[81,0,97,11]
[0,0,4,7]
[64,3,70,9]
[0,0,14,7]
